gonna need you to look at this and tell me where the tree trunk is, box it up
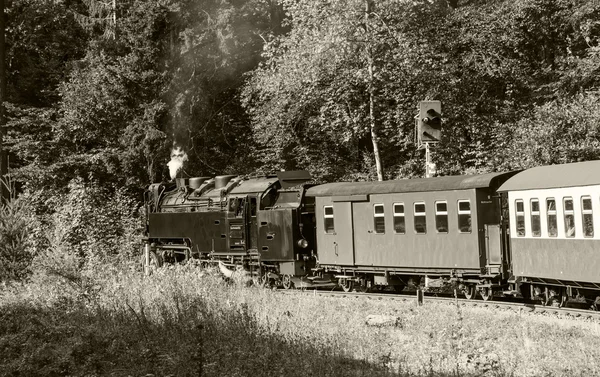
[0,0,8,202]
[365,0,383,181]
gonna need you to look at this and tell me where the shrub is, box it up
[27,178,142,288]
[0,194,36,282]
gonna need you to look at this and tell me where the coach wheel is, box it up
[393,284,405,293]
[357,283,371,293]
[479,287,492,301]
[282,274,294,290]
[340,279,354,292]
[463,284,476,300]
[544,288,560,307]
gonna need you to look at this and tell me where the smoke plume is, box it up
[167,146,188,180]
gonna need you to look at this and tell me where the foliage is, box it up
[0,194,35,282]
[10,178,141,289]
[243,0,435,181]
[502,90,600,169]
[6,0,88,107]
[242,0,600,180]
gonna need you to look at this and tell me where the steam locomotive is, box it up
[142,160,600,307]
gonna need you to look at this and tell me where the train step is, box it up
[291,276,337,289]
[304,276,335,284]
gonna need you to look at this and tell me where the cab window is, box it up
[228,197,245,218]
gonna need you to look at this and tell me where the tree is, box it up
[243,0,450,181]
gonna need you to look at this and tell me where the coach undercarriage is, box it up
[511,278,600,309]
[311,264,506,300]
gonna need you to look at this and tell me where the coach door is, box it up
[319,201,355,266]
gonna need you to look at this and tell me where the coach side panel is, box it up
[507,185,600,284]
[351,190,483,271]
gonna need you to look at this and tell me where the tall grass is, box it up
[2,263,600,377]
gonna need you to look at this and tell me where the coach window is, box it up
[515,200,525,237]
[393,203,405,234]
[324,206,335,234]
[435,201,448,233]
[414,202,427,234]
[457,200,472,233]
[530,199,541,237]
[564,197,575,238]
[373,204,385,234]
[582,196,594,238]
[546,198,558,237]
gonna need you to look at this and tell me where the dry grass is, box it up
[1,263,600,377]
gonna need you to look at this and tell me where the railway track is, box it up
[278,287,600,321]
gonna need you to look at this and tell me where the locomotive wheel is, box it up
[393,284,405,293]
[281,274,294,290]
[340,279,354,292]
[357,283,371,293]
[479,287,492,301]
[463,285,476,300]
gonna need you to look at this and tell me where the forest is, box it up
[1,0,600,282]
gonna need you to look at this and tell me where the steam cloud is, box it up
[167,146,188,180]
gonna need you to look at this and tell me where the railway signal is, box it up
[414,100,442,177]
[418,101,442,143]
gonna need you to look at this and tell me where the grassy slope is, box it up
[1,265,599,377]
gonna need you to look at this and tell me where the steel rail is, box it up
[278,288,600,321]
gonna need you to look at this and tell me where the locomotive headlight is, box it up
[297,239,309,248]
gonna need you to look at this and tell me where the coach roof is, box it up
[306,171,516,197]
[498,160,600,192]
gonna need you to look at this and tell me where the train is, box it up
[141,160,600,308]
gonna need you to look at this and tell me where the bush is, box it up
[0,194,36,282]
[25,178,143,288]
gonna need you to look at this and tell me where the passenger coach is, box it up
[498,160,600,307]
[306,172,517,299]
